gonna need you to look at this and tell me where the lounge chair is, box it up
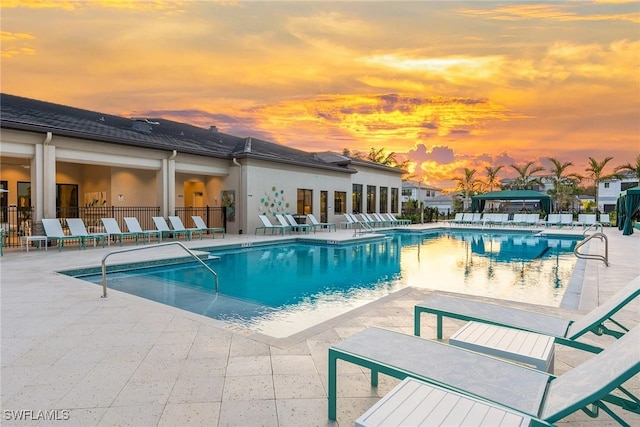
[349,213,374,231]
[255,214,290,235]
[329,325,640,424]
[306,213,336,232]
[387,213,411,226]
[559,213,573,228]
[414,275,640,354]
[341,214,356,229]
[544,213,561,228]
[101,218,139,246]
[66,218,107,248]
[191,215,225,238]
[168,216,203,240]
[123,217,162,244]
[284,214,311,234]
[448,212,464,225]
[372,213,391,227]
[42,218,85,251]
[574,214,600,230]
[153,216,190,240]
[600,213,611,227]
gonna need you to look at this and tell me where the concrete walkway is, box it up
[1,224,638,426]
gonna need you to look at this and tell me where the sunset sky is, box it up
[1,0,638,190]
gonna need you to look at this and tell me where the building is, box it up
[0,93,403,246]
[599,173,639,213]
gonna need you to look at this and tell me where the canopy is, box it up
[471,190,551,214]
[617,185,640,235]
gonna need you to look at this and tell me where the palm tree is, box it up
[509,161,545,190]
[547,157,582,212]
[615,154,640,181]
[483,165,503,192]
[585,157,618,212]
[453,168,482,211]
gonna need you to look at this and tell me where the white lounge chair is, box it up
[306,213,336,232]
[191,215,225,238]
[42,218,85,251]
[558,213,574,228]
[123,217,162,244]
[255,214,290,235]
[101,218,140,246]
[168,216,203,240]
[387,213,410,226]
[284,214,311,234]
[153,216,190,240]
[66,218,107,248]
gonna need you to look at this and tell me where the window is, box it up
[352,184,363,213]
[367,185,376,213]
[0,181,7,223]
[297,188,312,214]
[402,189,412,197]
[604,183,610,189]
[391,188,399,213]
[334,191,346,214]
[56,184,79,218]
[379,187,388,213]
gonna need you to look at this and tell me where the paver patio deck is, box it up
[1,224,638,426]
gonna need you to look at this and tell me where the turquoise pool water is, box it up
[77,230,580,337]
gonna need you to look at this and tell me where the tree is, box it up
[483,165,503,192]
[453,168,482,211]
[350,147,408,170]
[615,154,640,181]
[547,157,582,212]
[585,157,618,212]
[509,161,544,190]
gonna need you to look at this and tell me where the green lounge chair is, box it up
[306,213,336,232]
[191,215,225,238]
[414,275,640,354]
[42,218,85,251]
[153,216,190,240]
[66,218,107,248]
[329,325,640,425]
[255,214,290,235]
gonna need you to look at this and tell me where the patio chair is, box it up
[306,213,336,232]
[42,218,85,251]
[123,217,162,244]
[414,275,640,354]
[559,213,574,228]
[191,215,225,238]
[153,216,190,240]
[600,213,612,227]
[66,218,107,248]
[255,214,290,235]
[284,214,311,234]
[101,218,139,246]
[372,213,391,227]
[168,216,203,240]
[329,325,640,425]
[447,212,464,225]
[387,213,411,226]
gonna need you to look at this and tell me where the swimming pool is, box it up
[76,230,580,338]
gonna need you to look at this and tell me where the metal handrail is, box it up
[574,232,609,266]
[100,241,219,298]
[582,223,602,235]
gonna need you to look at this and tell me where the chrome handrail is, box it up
[100,241,219,298]
[582,223,602,235]
[574,232,609,266]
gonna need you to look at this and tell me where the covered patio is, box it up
[471,190,552,215]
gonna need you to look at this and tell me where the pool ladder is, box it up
[100,241,219,298]
[574,232,609,266]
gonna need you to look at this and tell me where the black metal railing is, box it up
[174,206,226,232]
[1,206,35,248]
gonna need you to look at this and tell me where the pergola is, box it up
[471,190,552,215]
[616,185,640,235]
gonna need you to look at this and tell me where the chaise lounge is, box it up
[191,215,225,238]
[414,275,640,354]
[330,325,640,425]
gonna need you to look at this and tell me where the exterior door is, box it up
[320,191,328,223]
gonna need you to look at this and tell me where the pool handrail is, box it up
[100,241,219,298]
[574,232,608,266]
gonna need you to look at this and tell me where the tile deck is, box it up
[1,224,638,426]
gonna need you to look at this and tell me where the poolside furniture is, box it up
[255,214,290,235]
[448,212,464,225]
[599,213,611,227]
[543,213,561,228]
[101,218,139,246]
[306,213,336,232]
[372,213,390,227]
[42,218,85,251]
[66,218,107,248]
[558,213,573,228]
[123,217,162,244]
[341,214,355,229]
[359,213,380,228]
[573,214,600,230]
[168,216,204,240]
[414,275,640,354]
[153,216,191,240]
[354,377,534,427]
[385,213,410,226]
[20,235,48,252]
[332,326,640,425]
[449,321,555,372]
[284,214,311,234]
[191,215,225,238]
[349,214,374,231]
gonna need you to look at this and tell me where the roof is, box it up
[0,93,401,175]
[472,190,551,200]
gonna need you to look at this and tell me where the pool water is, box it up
[79,230,579,338]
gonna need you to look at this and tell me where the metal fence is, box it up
[1,206,226,248]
